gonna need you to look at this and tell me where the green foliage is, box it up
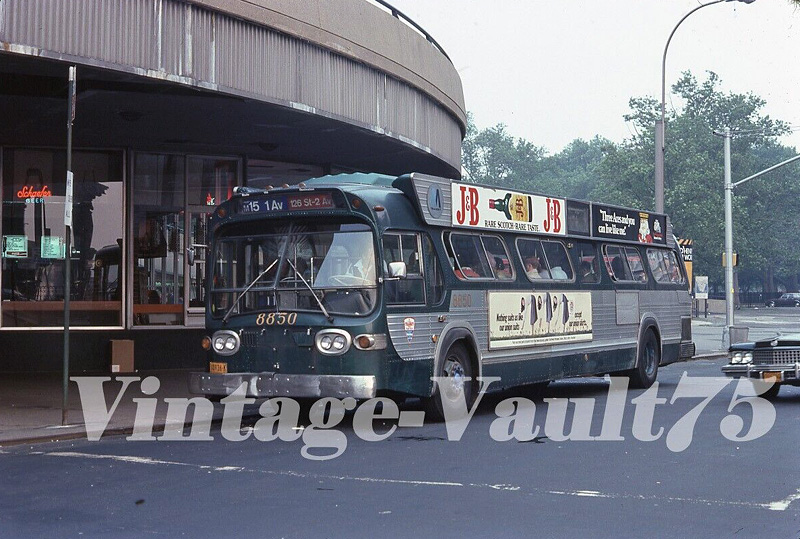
[461,71,799,291]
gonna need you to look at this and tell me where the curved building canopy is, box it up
[0,0,466,177]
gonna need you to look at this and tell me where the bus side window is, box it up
[603,245,634,282]
[647,248,685,285]
[624,247,648,283]
[480,235,514,280]
[574,241,600,284]
[541,241,574,281]
[449,233,493,279]
[516,238,549,280]
[664,250,686,284]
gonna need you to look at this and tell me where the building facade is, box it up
[0,0,465,371]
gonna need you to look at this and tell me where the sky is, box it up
[388,0,800,154]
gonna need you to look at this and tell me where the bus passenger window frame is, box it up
[479,234,515,281]
[516,237,575,282]
[516,237,548,281]
[646,248,686,285]
[624,247,648,283]
[573,241,601,284]
[603,244,637,283]
[540,240,575,282]
[444,232,496,281]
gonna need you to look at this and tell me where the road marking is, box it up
[767,488,800,511]
[41,451,799,511]
[547,488,800,511]
[46,452,245,472]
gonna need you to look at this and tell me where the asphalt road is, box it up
[2,355,799,538]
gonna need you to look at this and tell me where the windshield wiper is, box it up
[286,259,334,322]
[222,259,278,325]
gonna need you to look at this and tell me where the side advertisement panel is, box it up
[489,291,593,350]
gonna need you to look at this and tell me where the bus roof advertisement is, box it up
[450,182,566,236]
[592,204,667,245]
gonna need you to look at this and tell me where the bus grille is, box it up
[753,349,800,365]
[241,330,263,348]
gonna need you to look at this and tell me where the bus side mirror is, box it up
[388,262,407,279]
[186,247,196,266]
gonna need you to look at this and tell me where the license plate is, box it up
[762,371,782,383]
[209,361,228,374]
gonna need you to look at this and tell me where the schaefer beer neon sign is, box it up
[16,185,52,204]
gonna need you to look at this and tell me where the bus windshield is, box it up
[211,221,377,318]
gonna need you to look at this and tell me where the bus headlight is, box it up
[212,330,240,356]
[315,329,351,356]
[320,335,333,351]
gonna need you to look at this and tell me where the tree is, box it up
[461,114,548,187]
[461,70,800,292]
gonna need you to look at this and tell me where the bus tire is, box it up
[424,342,475,422]
[628,329,659,389]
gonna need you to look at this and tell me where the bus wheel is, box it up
[628,330,659,389]
[424,342,475,422]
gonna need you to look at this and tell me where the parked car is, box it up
[722,333,800,399]
[765,293,800,307]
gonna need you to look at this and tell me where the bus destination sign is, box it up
[239,192,335,214]
[592,204,666,245]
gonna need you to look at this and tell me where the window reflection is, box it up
[132,154,185,325]
[1,149,123,327]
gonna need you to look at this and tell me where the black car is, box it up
[765,293,800,307]
[722,333,800,399]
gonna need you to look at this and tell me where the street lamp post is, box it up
[656,0,756,214]
[718,128,800,343]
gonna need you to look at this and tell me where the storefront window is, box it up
[1,149,124,327]
[132,154,185,326]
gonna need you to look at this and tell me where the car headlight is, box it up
[211,330,240,356]
[742,352,753,364]
[730,352,743,364]
[315,329,351,355]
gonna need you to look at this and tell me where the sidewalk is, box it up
[0,370,201,446]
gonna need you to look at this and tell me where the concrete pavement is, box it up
[2,308,794,446]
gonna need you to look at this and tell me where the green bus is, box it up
[189,173,694,416]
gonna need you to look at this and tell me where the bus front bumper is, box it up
[188,372,377,399]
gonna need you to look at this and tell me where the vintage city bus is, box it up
[189,173,695,416]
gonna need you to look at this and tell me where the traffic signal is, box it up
[722,252,739,267]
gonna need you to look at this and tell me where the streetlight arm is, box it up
[658,0,726,214]
[661,1,726,130]
[732,153,800,189]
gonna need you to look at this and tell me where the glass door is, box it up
[185,156,238,326]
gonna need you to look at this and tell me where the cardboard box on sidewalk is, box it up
[110,339,134,373]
